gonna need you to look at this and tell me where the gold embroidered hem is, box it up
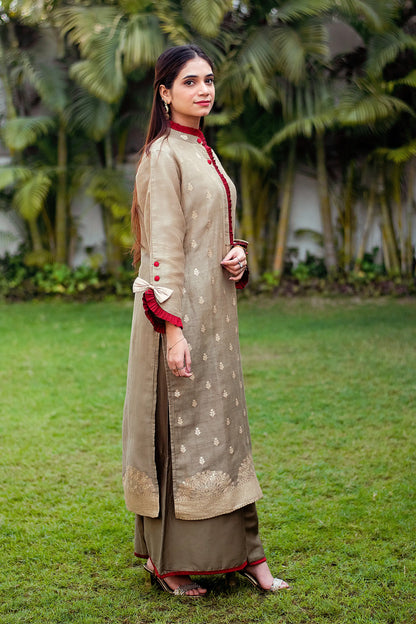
[174,456,262,520]
[123,466,159,517]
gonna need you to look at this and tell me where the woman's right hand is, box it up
[166,322,192,377]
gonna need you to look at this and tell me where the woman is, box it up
[122,44,289,597]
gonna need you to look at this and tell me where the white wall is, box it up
[287,173,323,261]
[70,194,107,267]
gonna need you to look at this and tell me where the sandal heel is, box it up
[143,563,156,586]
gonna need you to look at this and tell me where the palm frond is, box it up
[383,69,416,93]
[28,61,68,113]
[183,0,233,38]
[13,172,52,221]
[265,110,336,150]
[8,51,67,113]
[272,21,328,85]
[376,140,416,164]
[70,54,125,104]
[276,0,333,23]
[227,27,279,107]
[66,89,114,141]
[338,84,414,125]
[279,80,333,122]
[273,25,307,85]
[55,6,121,58]
[86,169,131,216]
[338,0,396,33]
[204,103,244,127]
[298,19,330,59]
[1,116,55,151]
[121,13,165,72]
[216,127,272,168]
[118,0,155,12]
[239,27,276,78]
[247,74,278,110]
[278,0,398,32]
[0,166,32,190]
[154,0,192,45]
[366,30,416,77]
[215,57,246,107]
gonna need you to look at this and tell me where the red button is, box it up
[207,159,212,165]
[154,261,159,267]
[154,275,160,282]
[197,138,202,144]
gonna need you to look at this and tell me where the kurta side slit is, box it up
[134,338,266,578]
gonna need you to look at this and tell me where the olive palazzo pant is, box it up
[134,339,266,578]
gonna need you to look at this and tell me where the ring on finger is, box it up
[238,260,243,269]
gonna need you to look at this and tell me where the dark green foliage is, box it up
[0,250,135,300]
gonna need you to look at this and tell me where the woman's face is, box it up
[160,57,215,128]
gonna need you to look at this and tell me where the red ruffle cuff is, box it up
[142,289,183,334]
[236,267,249,290]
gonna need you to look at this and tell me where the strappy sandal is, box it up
[154,575,206,597]
[143,563,155,579]
[143,564,206,597]
[239,569,290,592]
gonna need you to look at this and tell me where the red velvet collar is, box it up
[169,120,205,140]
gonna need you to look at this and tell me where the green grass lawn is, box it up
[1,297,415,624]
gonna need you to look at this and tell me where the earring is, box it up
[163,100,170,119]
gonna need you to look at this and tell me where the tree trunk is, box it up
[28,218,43,253]
[240,161,259,278]
[354,178,376,272]
[0,37,17,121]
[272,141,296,279]
[380,170,400,274]
[42,206,55,255]
[343,161,354,272]
[392,163,406,276]
[103,133,122,275]
[316,131,337,272]
[55,117,68,263]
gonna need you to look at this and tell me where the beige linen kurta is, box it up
[122,122,262,521]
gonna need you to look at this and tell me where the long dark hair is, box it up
[131,45,214,266]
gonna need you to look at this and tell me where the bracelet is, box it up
[232,243,248,257]
[168,336,186,352]
[232,239,249,250]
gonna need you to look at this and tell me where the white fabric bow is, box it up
[132,276,173,304]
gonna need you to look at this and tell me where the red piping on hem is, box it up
[247,557,267,567]
[142,289,182,334]
[133,553,266,578]
[159,561,249,579]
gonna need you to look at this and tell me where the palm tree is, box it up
[216,120,274,278]
[1,48,74,264]
[265,0,416,275]
[56,2,166,104]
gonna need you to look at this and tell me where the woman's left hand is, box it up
[221,246,247,281]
